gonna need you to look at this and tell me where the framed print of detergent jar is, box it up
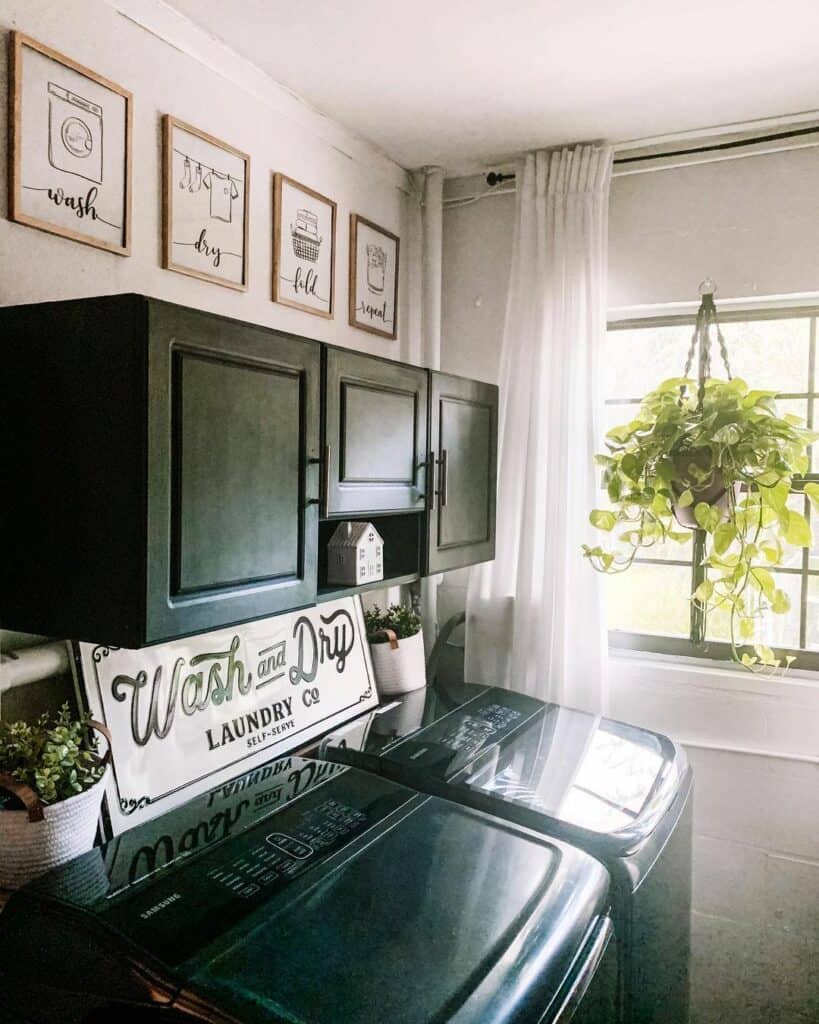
[8,32,132,255]
[273,173,336,318]
[162,115,250,290]
[349,214,399,340]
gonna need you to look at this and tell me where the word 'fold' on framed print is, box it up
[163,116,250,290]
[75,597,378,834]
[349,214,399,339]
[8,32,132,255]
[273,173,336,318]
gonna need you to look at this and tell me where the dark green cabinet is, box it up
[1,295,497,647]
[323,348,428,516]
[1,295,320,647]
[426,372,498,574]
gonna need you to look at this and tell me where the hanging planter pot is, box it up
[670,450,739,529]
[0,713,111,890]
[583,279,819,671]
[364,604,426,697]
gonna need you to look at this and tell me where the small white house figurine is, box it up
[327,521,384,586]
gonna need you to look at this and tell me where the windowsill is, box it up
[607,647,819,761]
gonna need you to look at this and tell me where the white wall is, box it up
[0,0,420,359]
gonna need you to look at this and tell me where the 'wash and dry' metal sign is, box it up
[76,597,377,834]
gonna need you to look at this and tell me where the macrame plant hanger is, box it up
[683,278,734,643]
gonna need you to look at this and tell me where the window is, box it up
[604,308,819,667]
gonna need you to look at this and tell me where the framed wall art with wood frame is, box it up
[349,214,399,339]
[273,172,336,318]
[162,115,250,290]
[8,31,132,255]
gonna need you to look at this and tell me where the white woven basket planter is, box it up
[0,721,111,890]
[369,629,426,698]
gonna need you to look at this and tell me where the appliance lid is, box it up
[324,685,688,849]
[8,756,610,1024]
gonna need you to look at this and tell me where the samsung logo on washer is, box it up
[78,598,378,832]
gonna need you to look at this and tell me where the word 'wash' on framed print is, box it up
[163,115,250,290]
[273,172,336,318]
[8,32,132,255]
[349,214,399,339]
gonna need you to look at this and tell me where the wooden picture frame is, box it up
[272,172,336,318]
[8,31,132,255]
[349,214,399,340]
[162,115,250,291]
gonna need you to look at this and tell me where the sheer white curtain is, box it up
[465,144,613,714]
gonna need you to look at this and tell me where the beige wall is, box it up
[441,146,819,382]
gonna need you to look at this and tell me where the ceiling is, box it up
[165,0,819,174]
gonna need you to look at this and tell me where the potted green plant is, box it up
[584,375,819,670]
[0,704,111,889]
[364,603,426,696]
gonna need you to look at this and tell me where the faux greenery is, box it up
[364,604,422,644]
[0,704,105,805]
[584,376,819,669]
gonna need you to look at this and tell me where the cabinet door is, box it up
[427,373,498,574]
[323,348,428,516]
[145,302,320,642]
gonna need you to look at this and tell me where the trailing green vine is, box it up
[584,376,819,670]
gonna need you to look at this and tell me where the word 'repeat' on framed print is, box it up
[349,214,399,339]
[163,115,250,290]
[8,32,132,255]
[273,172,336,318]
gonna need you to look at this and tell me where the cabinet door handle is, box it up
[322,443,331,518]
[425,449,435,510]
[438,449,449,509]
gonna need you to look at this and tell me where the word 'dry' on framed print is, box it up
[349,214,399,339]
[163,115,250,289]
[273,173,336,317]
[74,597,377,833]
[8,32,132,254]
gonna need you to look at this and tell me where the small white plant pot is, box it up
[0,721,111,890]
[369,629,427,698]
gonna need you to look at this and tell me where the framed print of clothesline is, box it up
[163,115,250,290]
[8,31,132,255]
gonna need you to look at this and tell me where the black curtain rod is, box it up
[485,124,819,186]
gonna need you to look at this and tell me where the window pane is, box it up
[605,325,693,400]
[718,318,810,394]
[804,576,819,649]
[705,570,801,649]
[606,563,691,638]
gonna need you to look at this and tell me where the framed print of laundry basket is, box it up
[273,173,336,318]
[349,214,399,339]
[8,32,132,255]
[163,116,250,290]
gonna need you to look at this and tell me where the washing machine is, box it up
[0,754,617,1024]
[320,680,693,1024]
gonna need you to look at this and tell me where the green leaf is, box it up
[589,509,617,532]
[693,579,714,603]
[677,488,694,509]
[760,542,781,564]
[754,644,778,667]
[750,567,776,600]
[783,509,812,547]
[694,502,721,533]
[771,589,791,615]
[804,482,819,509]
[713,522,737,555]
[739,617,755,639]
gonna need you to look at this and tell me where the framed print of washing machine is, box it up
[349,214,399,339]
[8,32,132,255]
[162,116,250,290]
[273,173,336,318]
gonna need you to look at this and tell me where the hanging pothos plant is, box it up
[583,288,819,671]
